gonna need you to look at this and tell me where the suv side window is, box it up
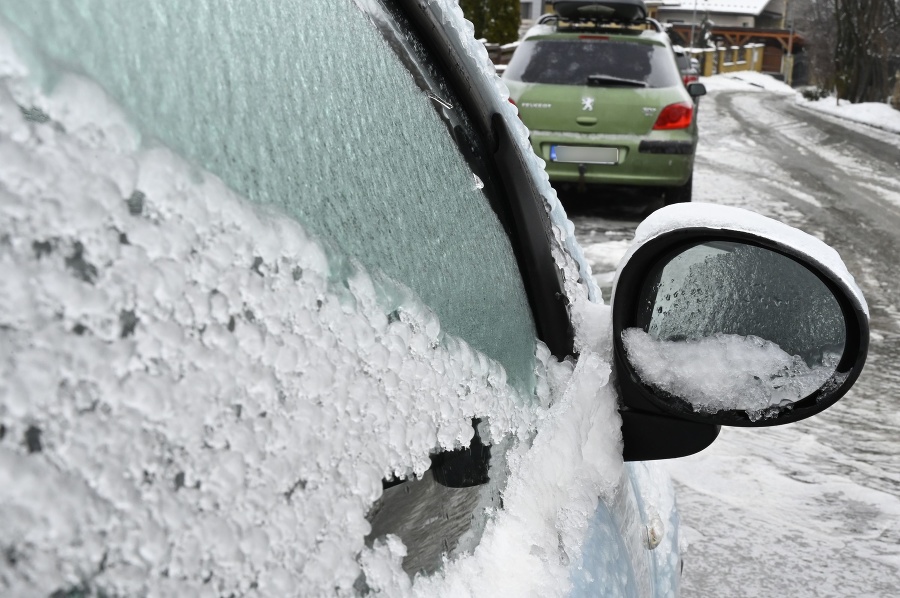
[1,0,539,391]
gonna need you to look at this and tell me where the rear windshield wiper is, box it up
[586,74,648,88]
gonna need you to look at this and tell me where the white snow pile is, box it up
[701,71,796,94]
[0,10,665,598]
[622,329,840,420]
[702,70,900,134]
[795,94,900,134]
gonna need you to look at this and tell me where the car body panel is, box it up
[528,128,696,186]
[514,84,686,136]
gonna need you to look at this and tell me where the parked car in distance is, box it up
[0,0,868,597]
[503,0,706,206]
[673,45,701,86]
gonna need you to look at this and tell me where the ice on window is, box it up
[640,242,846,362]
[0,0,539,392]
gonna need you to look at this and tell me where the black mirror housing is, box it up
[687,82,707,98]
[612,204,869,460]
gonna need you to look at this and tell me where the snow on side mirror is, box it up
[612,204,869,461]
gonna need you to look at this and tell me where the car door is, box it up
[0,0,641,596]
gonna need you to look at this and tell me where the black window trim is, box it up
[386,0,576,360]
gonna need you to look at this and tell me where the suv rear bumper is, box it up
[530,130,696,187]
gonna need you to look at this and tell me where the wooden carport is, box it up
[669,25,805,75]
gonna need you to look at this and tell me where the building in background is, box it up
[513,0,802,82]
[658,0,803,82]
[657,0,785,28]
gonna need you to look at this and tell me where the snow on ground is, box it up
[797,95,900,134]
[660,75,900,597]
[702,71,900,134]
[701,71,796,94]
[665,422,900,597]
[580,239,631,301]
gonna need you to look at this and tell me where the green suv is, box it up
[503,6,706,204]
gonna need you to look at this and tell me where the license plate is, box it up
[550,145,619,164]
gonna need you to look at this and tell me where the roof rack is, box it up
[537,12,665,34]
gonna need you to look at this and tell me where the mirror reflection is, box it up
[623,241,846,420]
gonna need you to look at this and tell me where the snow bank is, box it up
[703,70,900,135]
[700,72,795,94]
[795,95,900,134]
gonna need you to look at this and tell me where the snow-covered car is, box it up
[0,1,869,597]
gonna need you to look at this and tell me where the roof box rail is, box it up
[552,0,648,22]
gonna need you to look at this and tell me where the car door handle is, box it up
[576,116,597,126]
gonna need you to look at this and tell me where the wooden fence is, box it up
[691,43,766,76]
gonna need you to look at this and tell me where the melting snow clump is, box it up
[622,329,841,419]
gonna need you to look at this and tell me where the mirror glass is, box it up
[622,241,847,421]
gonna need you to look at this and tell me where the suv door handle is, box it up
[576,116,597,126]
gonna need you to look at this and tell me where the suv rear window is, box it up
[504,39,682,88]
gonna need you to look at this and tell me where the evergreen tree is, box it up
[460,0,487,39]
[460,0,521,44]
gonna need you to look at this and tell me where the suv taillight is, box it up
[653,102,694,130]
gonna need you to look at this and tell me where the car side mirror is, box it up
[612,204,869,461]
[687,82,706,98]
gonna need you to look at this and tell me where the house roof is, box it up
[658,0,782,16]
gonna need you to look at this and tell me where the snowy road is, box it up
[572,81,900,596]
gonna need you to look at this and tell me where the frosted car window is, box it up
[1,0,538,391]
